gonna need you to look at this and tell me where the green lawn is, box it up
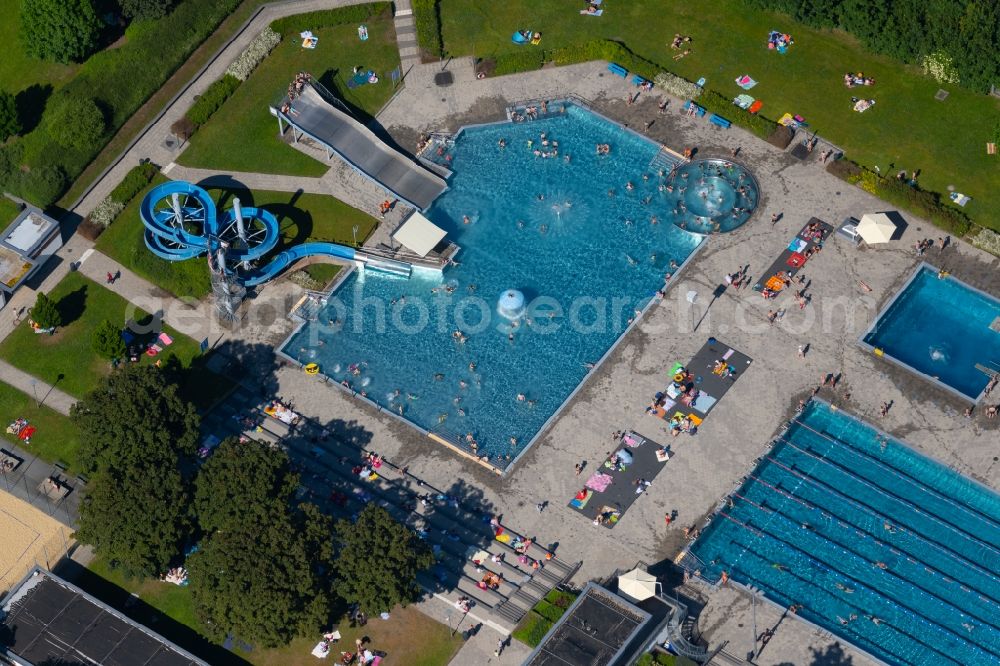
[0,0,77,97]
[97,178,377,299]
[0,272,207,399]
[438,0,1000,231]
[178,14,401,176]
[83,556,462,666]
[512,589,578,646]
[0,196,22,227]
[0,381,82,471]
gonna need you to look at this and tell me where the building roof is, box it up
[524,583,652,666]
[0,567,207,666]
[3,210,59,257]
[392,212,448,257]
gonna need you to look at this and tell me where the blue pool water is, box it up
[863,265,1000,400]
[687,401,1000,666]
[283,104,709,466]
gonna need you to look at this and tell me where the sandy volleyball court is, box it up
[0,492,73,595]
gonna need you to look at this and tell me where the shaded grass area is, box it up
[0,381,82,472]
[96,179,376,299]
[0,196,22,227]
[0,0,76,95]
[512,588,578,646]
[179,16,401,176]
[79,557,463,666]
[438,0,1000,231]
[0,272,209,399]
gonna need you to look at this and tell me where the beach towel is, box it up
[616,448,633,465]
[788,238,807,253]
[656,448,672,462]
[778,112,794,126]
[734,94,754,109]
[722,349,735,360]
[748,100,763,114]
[787,252,806,268]
[581,9,603,16]
[18,426,36,441]
[495,533,512,544]
[735,75,757,90]
[696,77,706,87]
[765,275,786,291]
[691,393,717,414]
[570,489,592,509]
[622,432,644,447]
[670,361,685,375]
[157,332,173,346]
[585,472,614,492]
[949,192,970,207]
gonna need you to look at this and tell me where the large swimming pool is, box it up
[685,401,1000,666]
[861,264,1000,401]
[283,104,712,468]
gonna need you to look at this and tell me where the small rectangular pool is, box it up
[860,263,1000,401]
[684,401,1000,666]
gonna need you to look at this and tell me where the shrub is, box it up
[825,157,863,181]
[92,320,126,361]
[121,0,173,21]
[653,72,702,101]
[12,166,67,208]
[0,91,20,141]
[186,75,241,128]
[493,50,545,76]
[47,94,106,150]
[270,3,391,35]
[412,0,442,57]
[226,27,281,82]
[921,51,961,85]
[696,90,777,139]
[30,292,61,330]
[88,197,125,228]
[110,163,158,204]
[512,611,552,647]
[971,228,1000,257]
[20,0,101,64]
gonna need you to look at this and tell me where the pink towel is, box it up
[158,332,173,346]
[585,472,614,492]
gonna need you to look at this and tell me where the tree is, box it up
[333,505,434,615]
[120,0,173,21]
[188,506,335,647]
[75,464,191,578]
[0,90,20,142]
[20,0,101,64]
[194,438,298,534]
[71,363,199,473]
[29,292,61,330]
[91,319,125,361]
[47,95,105,151]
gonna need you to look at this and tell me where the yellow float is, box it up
[304,363,320,375]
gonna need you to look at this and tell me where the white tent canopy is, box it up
[392,212,447,257]
[857,213,897,244]
[618,568,658,601]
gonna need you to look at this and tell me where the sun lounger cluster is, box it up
[753,218,832,297]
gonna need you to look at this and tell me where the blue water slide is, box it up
[243,242,357,286]
[140,181,218,259]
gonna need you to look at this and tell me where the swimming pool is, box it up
[282,103,711,469]
[684,401,1000,666]
[861,264,1000,401]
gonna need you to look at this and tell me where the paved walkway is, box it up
[0,360,76,416]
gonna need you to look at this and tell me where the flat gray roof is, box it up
[3,210,59,256]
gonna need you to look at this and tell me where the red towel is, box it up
[19,426,36,440]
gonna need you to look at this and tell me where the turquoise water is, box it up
[283,104,707,466]
[863,266,1000,400]
[688,402,1000,665]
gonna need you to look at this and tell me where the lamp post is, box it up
[30,379,39,407]
[352,225,359,248]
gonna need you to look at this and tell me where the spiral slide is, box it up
[139,181,366,287]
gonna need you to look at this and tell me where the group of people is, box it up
[670,33,692,49]
[279,71,312,114]
[843,71,875,87]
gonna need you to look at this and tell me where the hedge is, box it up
[109,163,158,204]
[412,0,442,57]
[270,3,392,35]
[827,159,972,236]
[186,75,241,128]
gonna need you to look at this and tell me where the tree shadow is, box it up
[809,642,855,666]
[207,339,284,400]
[56,285,88,326]
[15,84,53,134]
[53,558,251,666]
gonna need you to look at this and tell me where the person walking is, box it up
[494,636,506,657]
[798,344,806,359]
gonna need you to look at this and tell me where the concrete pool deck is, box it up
[37,57,996,665]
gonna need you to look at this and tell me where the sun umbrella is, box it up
[857,213,897,244]
[618,568,658,601]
